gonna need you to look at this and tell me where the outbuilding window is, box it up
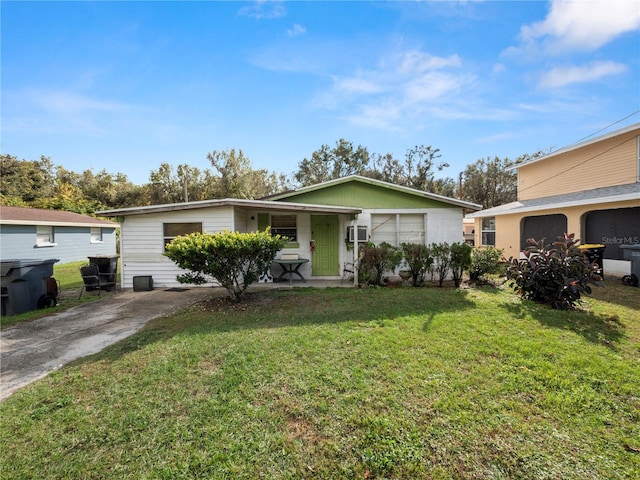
[90,227,103,243]
[36,226,56,247]
[163,222,202,250]
[481,217,495,246]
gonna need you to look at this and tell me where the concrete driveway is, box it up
[0,287,217,401]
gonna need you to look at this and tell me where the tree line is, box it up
[0,139,543,215]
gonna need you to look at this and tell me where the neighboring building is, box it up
[467,123,640,275]
[99,175,481,288]
[0,206,119,264]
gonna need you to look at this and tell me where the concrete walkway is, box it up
[0,281,349,401]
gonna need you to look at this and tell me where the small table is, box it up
[273,258,309,285]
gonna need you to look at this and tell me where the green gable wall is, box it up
[274,181,451,209]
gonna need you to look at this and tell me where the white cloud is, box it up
[238,1,286,20]
[404,71,471,102]
[333,76,382,95]
[520,0,640,52]
[538,61,628,88]
[287,23,306,37]
[399,50,462,73]
[4,88,138,135]
[33,90,131,115]
[317,49,480,131]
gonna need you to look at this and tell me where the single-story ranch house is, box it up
[467,122,640,276]
[0,206,119,264]
[98,175,481,288]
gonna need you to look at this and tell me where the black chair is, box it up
[79,264,115,298]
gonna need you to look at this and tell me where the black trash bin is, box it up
[580,244,606,278]
[619,245,640,287]
[0,259,59,316]
[87,255,119,290]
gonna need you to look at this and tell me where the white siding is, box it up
[424,208,464,245]
[367,208,463,246]
[120,207,234,288]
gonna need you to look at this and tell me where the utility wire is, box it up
[565,110,640,148]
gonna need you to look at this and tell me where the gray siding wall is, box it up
[0,225,117,264]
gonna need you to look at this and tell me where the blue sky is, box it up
[2,1,639,185]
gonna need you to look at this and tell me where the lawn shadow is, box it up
[79,286,477,365]
[499,299,627,349]
[587,275,640,312]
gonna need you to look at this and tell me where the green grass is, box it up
[1,283,639,479]
[0,260,118,329]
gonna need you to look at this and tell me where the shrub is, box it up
[400,243,433,286]
[164,229,286,302]
[359,242,403,286]
[505,233,603,310]
[469,246,504,281]
[431,242,452,287]
[450,242,472,288]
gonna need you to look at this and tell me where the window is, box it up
[36,226,55,247]
[270,215,297,242]
[481,217,496,246]
[347,225,368,243]
[90,227,103,243]
[163,222,202,249]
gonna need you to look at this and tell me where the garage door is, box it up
[585,207,640,260]
[371,214,425,245]
[520,214,567,250]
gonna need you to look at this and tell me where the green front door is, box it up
[311,215,339,276]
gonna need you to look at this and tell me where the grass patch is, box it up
[1,284,639,479]
[0,260,119,329]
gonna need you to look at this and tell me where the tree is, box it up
[148,163,186,204]
[367,152,405,185]
[364,145,450,193]
[461,152,543,209]
[0,155,56,204]
[208,148,289,199]
[461,156,516,209]
[33,180,103,215]
[294,139,370,186]
[403,145,449,192]
[431,177,458,198]
[64,167,148,209]
[164,230,286,302]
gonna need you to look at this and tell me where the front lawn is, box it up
[1,284,638,479]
